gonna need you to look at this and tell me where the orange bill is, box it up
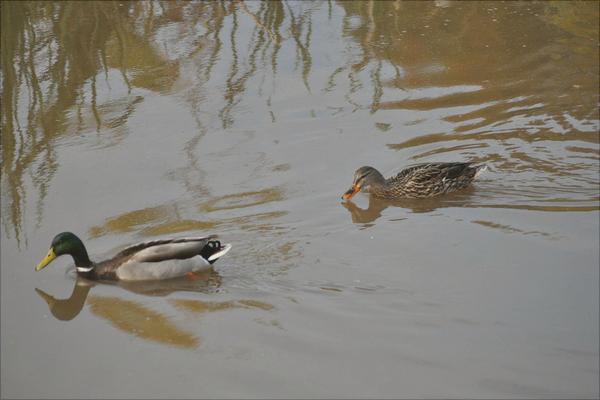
[342,184,360,200]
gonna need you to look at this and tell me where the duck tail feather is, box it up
[207,243,232,263]
[474,164,488,178]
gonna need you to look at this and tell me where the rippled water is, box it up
[1,1,598,398]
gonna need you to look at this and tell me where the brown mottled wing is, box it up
[390,163,435,182]
[438,162,476,180]
[387,162,477,198]
[394,162,474,183]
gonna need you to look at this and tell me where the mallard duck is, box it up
[342,162,487,200]
[36,232,231,281]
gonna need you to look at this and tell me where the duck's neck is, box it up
[70,245,94,272]
[369,182,392,199]
[365,171,389,197]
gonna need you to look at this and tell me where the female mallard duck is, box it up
[342,162,487,200]
[36,232,231,281]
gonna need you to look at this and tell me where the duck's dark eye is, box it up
[356,173,369,183]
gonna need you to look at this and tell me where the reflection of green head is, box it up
[35,280,93,321]
[36,232,92,271]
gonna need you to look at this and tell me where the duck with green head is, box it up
[36,232,231,281]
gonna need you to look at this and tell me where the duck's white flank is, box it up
[115,241,232,281]
[116,256,211,281]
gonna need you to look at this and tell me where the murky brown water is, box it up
[1,1,598,398]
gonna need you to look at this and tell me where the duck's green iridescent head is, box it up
[36,232,90,271]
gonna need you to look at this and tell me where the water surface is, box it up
[1,1,599,398]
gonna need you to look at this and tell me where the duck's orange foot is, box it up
[186,272,201,280]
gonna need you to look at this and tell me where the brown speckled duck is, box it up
[342,162,487,200]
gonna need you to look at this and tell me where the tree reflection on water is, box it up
[2,1,598,244]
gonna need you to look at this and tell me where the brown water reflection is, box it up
[1,1,179,244]
[172,298,274,314]
[3,1,597,245]
[341,189,478,223]
[35,274,274,349]
[35,272,222,321]
[35,281,95,321]
[88,204,218,239]
[342,187,599,225]
[2,1,599,397]
[88,295,200,349]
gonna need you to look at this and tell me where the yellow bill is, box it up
[36,247,56,271]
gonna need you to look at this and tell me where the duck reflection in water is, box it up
[35,269,223,322]
[341,188,477,224]
[35,280,95,321]
[35,270,275,349]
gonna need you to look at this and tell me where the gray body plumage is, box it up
[85,236,232,281]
